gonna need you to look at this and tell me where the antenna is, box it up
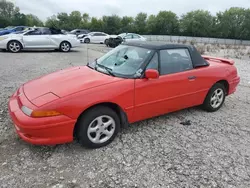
[86,43,89,65]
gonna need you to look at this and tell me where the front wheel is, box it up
[202,83,226,112]
[77,106,120,148]
[84,38,90,43]
[60,41,71,52]
[7,41,22,53]
[104,39,109,46]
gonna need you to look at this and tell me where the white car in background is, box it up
[82,32,116,44]
[119,33,147,42]
[0,27,80,53]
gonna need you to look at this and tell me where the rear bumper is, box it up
[8,87,76,145]
[228,76,240,95]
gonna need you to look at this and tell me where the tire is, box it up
[60,41,71,52]
[104,39,108,46]
[202,83,226,112]
[7,40,22,53]
[84,38,90,43]
[77,106,120,148]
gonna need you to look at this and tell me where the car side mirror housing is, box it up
[145,69,159,79]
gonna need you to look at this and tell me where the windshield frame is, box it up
[88,44,155,79]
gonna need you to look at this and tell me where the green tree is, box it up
[102,15,121,34]
[90,17,103,31]
[146,15,157,34]
[69,11,82,29]
[82,13,90,29]
[25,14,43,26]
[0,0,17,27]
[45,15,59,28]
[121,16,134,33]
[216,7,246,39]
[180,10,214,37]
[134,12,147,34]
[155,11,179,35]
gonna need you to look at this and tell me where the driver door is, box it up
[133,49,204,122]
[23,29,52,48]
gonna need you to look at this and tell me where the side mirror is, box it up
[145,69,159,79]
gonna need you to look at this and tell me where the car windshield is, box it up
[88,45,154,78]
[118,33,127,38]
[69,29,77,34]
[13,27,32,34]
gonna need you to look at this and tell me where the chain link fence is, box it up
[143,35,250,45]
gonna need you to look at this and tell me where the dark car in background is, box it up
[0,26,27,36]
[106,33,147,48]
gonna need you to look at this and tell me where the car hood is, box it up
[23,66,123,102]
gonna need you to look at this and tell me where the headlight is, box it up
[21,106,33,116]
[0,36,7,41]
[21,106,61,118]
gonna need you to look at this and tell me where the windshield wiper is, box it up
[95,62,115,77]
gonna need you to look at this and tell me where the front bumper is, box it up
[8,86,76,145]
[0,38,8,49]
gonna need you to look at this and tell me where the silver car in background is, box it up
[0,27,80,53]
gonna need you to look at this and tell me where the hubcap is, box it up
[61,43,70,51]
[210,88,224,108]
[87,115,115,144]
[9,42,20,52]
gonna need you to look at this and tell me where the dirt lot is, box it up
[0,44,250,188]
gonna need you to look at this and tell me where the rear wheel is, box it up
[77,106,120,148]
[60,41,71,52]
[202,83,226,112]
[7,41,22,53]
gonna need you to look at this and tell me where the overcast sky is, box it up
[13,0,250,21]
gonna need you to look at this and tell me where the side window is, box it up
[41,29,51,35]
[25,30,41,35]
[93,33,100,36]
[124,34,133,39]
[146,53,159,71]
[133,34,140,39]
[160,49,193,75]
[15,27,24,31]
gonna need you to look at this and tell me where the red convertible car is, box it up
[8,42,240,148]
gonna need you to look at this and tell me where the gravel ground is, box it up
[0,44,250,188]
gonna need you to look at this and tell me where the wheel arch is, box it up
[216,80,229,95]
[7,40,23,49]
[60,40,72,48]
[73,102,129,138]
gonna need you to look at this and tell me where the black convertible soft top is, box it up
[123,41,209,68]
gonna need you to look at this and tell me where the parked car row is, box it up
[0,27,80,53]
[0,26,28,36]
[0,25,147,52]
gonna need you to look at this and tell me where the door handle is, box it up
[188,76,196,80]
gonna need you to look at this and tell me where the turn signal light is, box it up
[31,110,62,118]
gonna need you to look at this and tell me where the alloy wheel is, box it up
[9,41,21,52]
[210,88,224,108]
[87,115,116,144]
[61,42,70,52]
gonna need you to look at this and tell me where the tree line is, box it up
[1,0,250,40]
